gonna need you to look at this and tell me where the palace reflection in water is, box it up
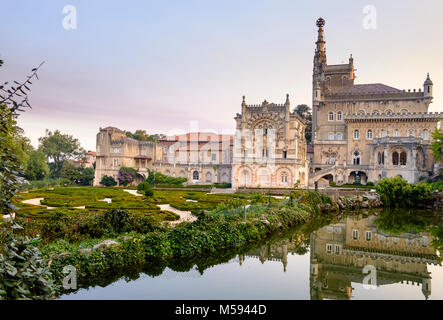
[61,213,443,300]
[239,215,439,300]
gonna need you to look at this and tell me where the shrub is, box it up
[137,181,154,197]
[366,181,375,187]
[100,175,117,187]
[329,181,337,187]
[0,224,58,299]
[145,169,187,186]
[117,167,138,186]
[375,176,432,208]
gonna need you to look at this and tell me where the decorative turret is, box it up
[424,73,433,99]
[422,276,432,300]
[241,95,247,117]
[313,79,322,103]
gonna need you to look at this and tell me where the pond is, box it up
[60,210,443,300]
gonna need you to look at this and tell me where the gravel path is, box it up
[157,204,197,226]
[123,189,143,197]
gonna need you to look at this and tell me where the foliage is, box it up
[431,127,443,162]
[39,209,163,243]
[25,150,49,181]
[0,60,59,300]
[137,181,154,197]
[294,104,312,144]
[125,130,165,142]
[117,167,138,186]
[100,175,117,187]
[0,223,59,300]
[60,161,95,186]
[22,178,72,190]
[145,169,187,186]
[38,129,85,177]
[375,176,432,208]
[366,181,375,187]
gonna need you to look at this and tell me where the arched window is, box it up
[394,129,400,137]
[400,152,407,166]
[222,173,229,183]
[205,172,212,182]
[242,170,249,186]
[343,76,347,85]
[328,112,334,121]
[392,152,399,166]
[354,130,360,140]
[367,130,373,140]
[423,129,429,140]
[281,173,288,184]
[179,171,186,178]
[358,110,365,115]
[336,132,343,140]
[328,132,335,141]
[337,112,342,121]
[373,110,380,115]
[381,130,387,138]
[386,110,393,115]
[408,129,414,137]
[193,171,199,181]
[400,109,408,115]
[353,151,361,165]
[378,152,382,165]
[326,77,331,86]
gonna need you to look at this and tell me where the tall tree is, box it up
[295,104,312,144]
[25,150,49,180]
[38,129,85,177]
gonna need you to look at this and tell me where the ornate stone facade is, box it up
[310,18,441,185]
[232,95,309,189]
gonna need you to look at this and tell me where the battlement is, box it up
[344,111,443,122]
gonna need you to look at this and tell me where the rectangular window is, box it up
[113,159,118,167]
[212,154,217,161]
[366,231,372,241]
[352,229,359,240]
[326,244,333,254]
[283,151,287,159]
[335,245,341,255]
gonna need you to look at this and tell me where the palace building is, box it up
[309,17,442,185]
[94,18,442,188]
[93,127,233,186]
[232,95,309,189]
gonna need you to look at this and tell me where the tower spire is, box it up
[314,17,327,74]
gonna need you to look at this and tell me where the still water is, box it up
[61,211,443,300]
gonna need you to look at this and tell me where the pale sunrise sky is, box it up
[1,0,442,151]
